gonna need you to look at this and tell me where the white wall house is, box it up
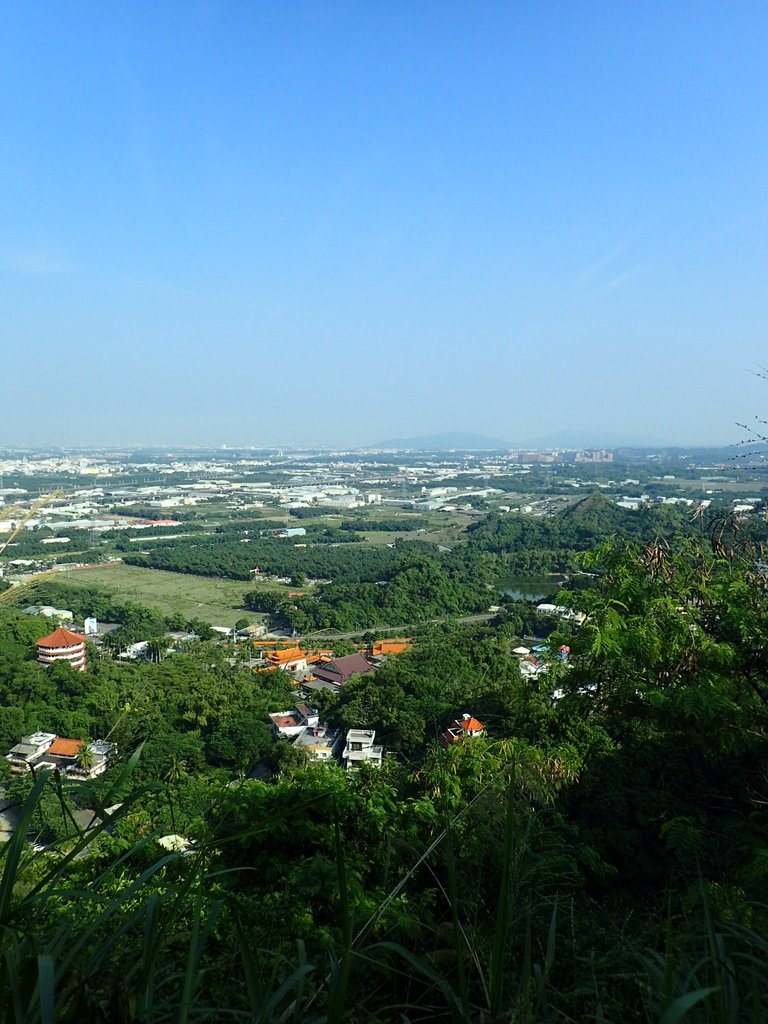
[342,729,384,770]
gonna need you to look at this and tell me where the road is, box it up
[293,612,498,642]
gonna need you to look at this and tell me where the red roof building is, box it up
[36,627,86,672]
[440,713,486,748]
[47,737,84,758]
[371,638,413,658]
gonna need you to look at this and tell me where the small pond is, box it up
[498,575,566,602]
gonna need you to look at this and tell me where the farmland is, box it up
[55,563,290,627]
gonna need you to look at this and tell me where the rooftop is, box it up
[266,647,306,665]
[37,627,86,648]
[47,737,84,758]
[312,653,373,685]
[293,724,340,749]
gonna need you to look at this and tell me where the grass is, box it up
[2,761,767,1021]
[54,563,289,627]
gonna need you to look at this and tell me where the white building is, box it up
[6,734,113,779]
[269,703,319,738]
[342,729,384,770]
[24,605,73,621]
[536,603,586,625]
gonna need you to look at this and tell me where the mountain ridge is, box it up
[365,431,511,450]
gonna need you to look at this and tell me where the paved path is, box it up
[294,612,497,642]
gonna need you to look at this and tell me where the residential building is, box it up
[269,702,319,738]
[536,603,586,625]
[36,627,87,671]
[342,728,384,770]
[236,623,267,639]
[23,605,74,621]
[440,714,486,748]
[6,733,113,778]
[292,723,343,762]
[68,739,113,778]
[6,732,57,772]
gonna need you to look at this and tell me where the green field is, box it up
[56,563,288,627]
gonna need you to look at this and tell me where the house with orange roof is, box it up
[440,713,486,749]
[47,737,84,758]
[265,647,308,673]
[6,732,114,778]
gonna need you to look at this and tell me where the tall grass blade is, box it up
[544,898,557,979]
[37,953,54,1024]
[176,887,222,1024]
[0,769,51,923]
[373,941,467,1024]
[521,907,533,1020]
[237,918,264,1017]
[290,939,309,1024]
[263,963,315,1022]
[659,986,719,1024]
[489,770,516,1020]
[137,891,161,1020]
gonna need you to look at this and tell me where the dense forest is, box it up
[459,493,699,573]
[244,551,491,632]
[123,534,431,583]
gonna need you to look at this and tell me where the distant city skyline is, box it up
[2,3,767,448]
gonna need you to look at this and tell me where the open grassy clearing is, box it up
[55,563,290,627]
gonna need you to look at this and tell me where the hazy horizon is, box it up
[0,431,745,453]
[2,3,767,448]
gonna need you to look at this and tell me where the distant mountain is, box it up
[366,431,511,450]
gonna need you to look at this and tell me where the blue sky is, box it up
[1,2,767,447]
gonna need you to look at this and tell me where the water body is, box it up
[498,575,565,602]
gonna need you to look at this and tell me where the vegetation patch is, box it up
[53,564,285,626]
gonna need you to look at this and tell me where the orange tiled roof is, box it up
[372,639,412,656]
[440,716,486,748]
[306,649,333,663]
[48,737,84,757]
[37,628,86,648]
[267,647,305,665]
